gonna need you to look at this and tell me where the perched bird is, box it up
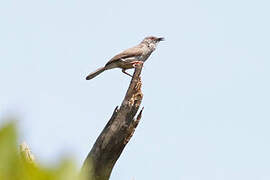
[85,36,164,80]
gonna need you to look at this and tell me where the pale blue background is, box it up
[1,0,270,179]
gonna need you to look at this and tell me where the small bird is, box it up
[85,36,164,80]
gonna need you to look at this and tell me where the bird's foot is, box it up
[122,69,133,77]
[132,61,144,68]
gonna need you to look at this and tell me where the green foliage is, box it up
[0,122,85,180]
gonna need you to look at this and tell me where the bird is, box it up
[85,36,164,80]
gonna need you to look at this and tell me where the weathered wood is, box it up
[81,64,144,180]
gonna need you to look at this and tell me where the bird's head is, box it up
[142,36,164,51]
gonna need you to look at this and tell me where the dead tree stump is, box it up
[81,64,144,180]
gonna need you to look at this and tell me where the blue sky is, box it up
[1,0,270,179]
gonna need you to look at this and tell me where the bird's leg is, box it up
[122,69,133,77]
[132,61,144,67]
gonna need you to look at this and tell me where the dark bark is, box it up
[81,64,144,180]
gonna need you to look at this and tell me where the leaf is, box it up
[0,121,83,180]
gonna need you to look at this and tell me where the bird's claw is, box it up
[132,61,144,67]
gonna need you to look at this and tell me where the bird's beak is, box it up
[157,37,165,41]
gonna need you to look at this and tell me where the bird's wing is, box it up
[105,45,144,66]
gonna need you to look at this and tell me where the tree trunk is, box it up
[81,64,144,180]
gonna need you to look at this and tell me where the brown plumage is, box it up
[105,46,144,67]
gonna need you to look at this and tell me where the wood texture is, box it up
[81,64,144,180]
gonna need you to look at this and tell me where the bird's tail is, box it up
[85,67,106,80]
